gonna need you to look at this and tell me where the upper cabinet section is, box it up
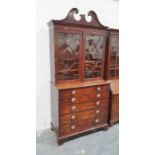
[48,8,109,83]
[48,8,119,83]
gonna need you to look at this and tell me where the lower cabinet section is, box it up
[51,79,120,144]
[51,80,111,144]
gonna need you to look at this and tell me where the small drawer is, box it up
[60,98,109,115]
[60,92,109,104]
[59,85,109,101]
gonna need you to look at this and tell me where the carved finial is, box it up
[80,14,87,23]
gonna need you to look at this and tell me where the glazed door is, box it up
[55,31,82,82]
[84,33,106,79]
[109,34,119,78]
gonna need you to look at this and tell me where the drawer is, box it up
[60,98,109,115]
[59,116,108,137]
[60,106,108,125]
[60,93,109,103]
[60,85,109,101]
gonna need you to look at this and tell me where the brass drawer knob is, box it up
[71,115,76,120]
[71,125,76,130]
[97,86,101,91]
[71,97,76,102]
[95,118,99,123]
[96,109,100,114]
[71,90,76,95]
[97,94,101,98]
[71,105,76,111]
[96,101,100,105]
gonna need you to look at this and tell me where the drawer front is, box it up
[60,106,108,125]
[60,98,109,115]
[59,116,108,137]
[60,85,109,101]
[60,90,109,104]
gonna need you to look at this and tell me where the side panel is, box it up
[50,82,59,128]
[49,24,56,83]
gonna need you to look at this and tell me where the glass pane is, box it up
[56,33,80,81]
[109,35,119,78]
[84,35,104,78]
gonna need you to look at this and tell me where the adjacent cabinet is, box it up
[48,8,119,145]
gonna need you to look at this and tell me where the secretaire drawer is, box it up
[59,85,109,100]
[60,98,109,115]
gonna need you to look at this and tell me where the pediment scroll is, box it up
[51,8,108,29]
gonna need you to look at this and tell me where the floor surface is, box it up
[36,124,119,155]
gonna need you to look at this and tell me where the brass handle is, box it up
[96,109,100,114]
[71,125,76,130]
[71,115,76,120]
[95,118,99,123]
[97,94,101,98]
[71,105,76,111]
[71,90,76,95]
[71,97,76,102]
[96,101,100,105]
[97,87,101,91]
